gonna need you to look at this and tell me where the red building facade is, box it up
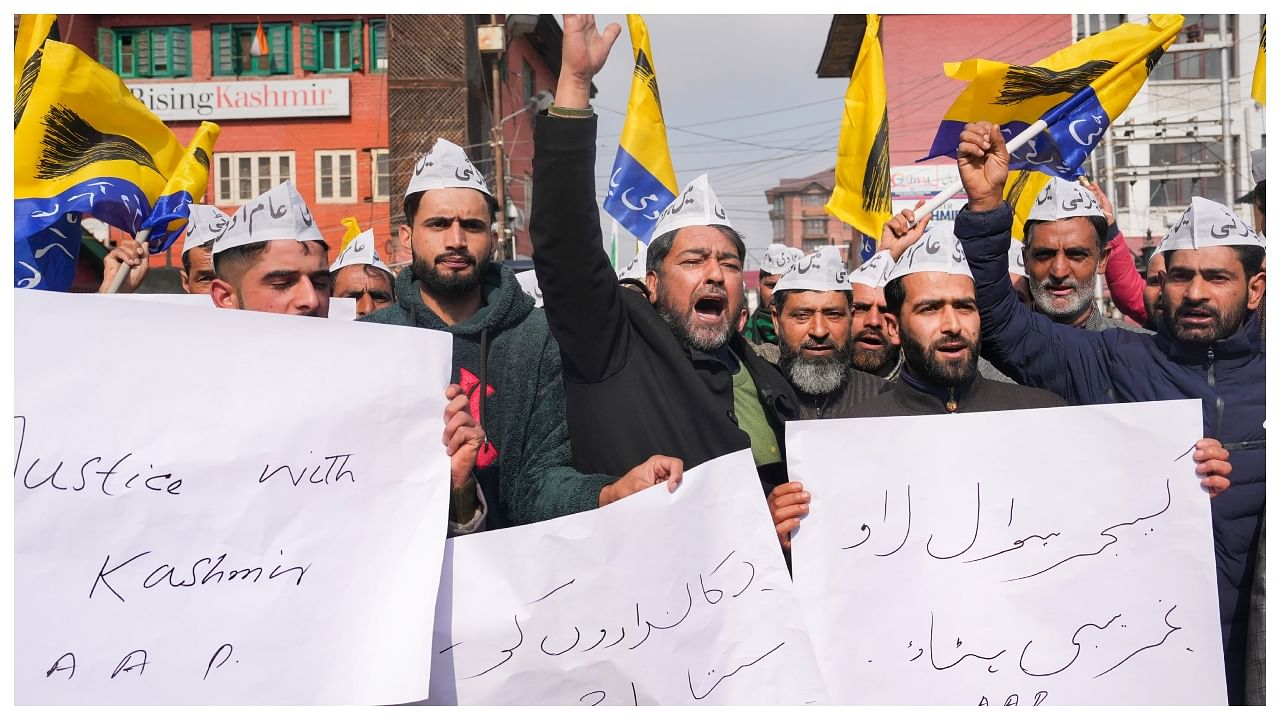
[62,14,390,277]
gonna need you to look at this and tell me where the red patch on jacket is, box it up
[458,367,499,469]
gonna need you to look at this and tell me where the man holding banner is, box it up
[532,15,799,499]
[953,119,1265,703]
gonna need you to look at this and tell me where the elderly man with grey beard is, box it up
[1022,176,1150,334]
[770,246,888,420]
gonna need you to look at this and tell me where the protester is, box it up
[1142,251,1166,332]
[1007,238,1032,307]
[363,136,675,528]
[531,15,800,499]
[847,249,903,379]
[769,246,889,418]
[1021,176,1147,333]
[770,223,1233,552]
[1080,180,1152,327]
[209,180,332,318]
[744,243,802,345]
[330,228,396,318]
[179,204,229,295]
[951,120,1263,703]
[97,235,150,294]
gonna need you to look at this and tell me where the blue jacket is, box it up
[955,203,1265,703]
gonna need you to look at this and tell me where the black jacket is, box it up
[790,369,892,420]
[530,113,799,493]
[957,202,1266,703]
[845,367,1064,417]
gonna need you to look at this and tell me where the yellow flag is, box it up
[339,217,363,251]
[826,14,892,242]
[602,14,679,241]
[15,40,188,241]
[145,121,223,243]
[1252,24,1266,106]
[14,14,58,126]
[1004,169,1053,242]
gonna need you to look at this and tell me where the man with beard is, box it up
[210,181,332,318]
[847,249,903,379]
[952,120,1263,704]
[770,246,889,419]
[1021,176,1148,334]
[363,137,675,529]
[743,243,802,345]
[330,228,395,318]
[530,15,800,496]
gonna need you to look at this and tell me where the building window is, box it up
[215,152,294,204]
[522,59,537,106]
[802,193,826,206]
[301,21,365,73]
[772,218,786,241]
[802,239,826,254]
[370,148,390,201]
[1148,139,1240,207]
[98,27,191,78]
[771,196,784,215]
[1150,14,1236,80]
[803,218,828,237]
[211,24,291,76]
[316,150,357,203]
[369,19,388,72]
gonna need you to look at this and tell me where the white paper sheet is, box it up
[108,292,357,320]
[787,400,1226,705]
[14,289,452,705]
[427,449,830,706]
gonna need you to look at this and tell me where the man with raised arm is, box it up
[531,15,799,497]
[952,120,1264,704]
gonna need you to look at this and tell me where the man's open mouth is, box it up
[693,296,726,322]
[855,331,884,349]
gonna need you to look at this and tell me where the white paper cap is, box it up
[848,249,895,288]
[1027,176,1105,224]
[180,204,230,256]
[649,174,735,240]
[884,224,973,282]
[329,229,392,275]
[618,248,647,281]
[1155,196,1265,253]
[760,243,799,276]
[214,181,326,254]
[1250,148,1265,185]
[774,245,850,293]
[1008,241,1027,277]
[405,137,491,199]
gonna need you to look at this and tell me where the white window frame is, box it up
[315,149,358,203]
[214,151,295,204]
[370,148,390,202]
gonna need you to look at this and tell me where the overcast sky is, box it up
[585,14,848,269]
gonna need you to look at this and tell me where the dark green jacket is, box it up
[742,305,777,345]
[362,264,613,528]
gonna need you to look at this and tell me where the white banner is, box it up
[15,290,451,704]
[787,400,1226,705]
[127,78,350,121]
[427,449,830,706]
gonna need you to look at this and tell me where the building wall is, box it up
[494,32,559,259]
[66,14,390,271]
[881,14,1073,167]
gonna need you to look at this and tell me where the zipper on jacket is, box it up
[1204,346,1225,438]
[1205,347,1216,388]
[945,387,958,413]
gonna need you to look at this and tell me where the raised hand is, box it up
[956,121,1010,213]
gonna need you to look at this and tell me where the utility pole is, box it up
[1218,14,1235,208]
[488,14,508,260]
